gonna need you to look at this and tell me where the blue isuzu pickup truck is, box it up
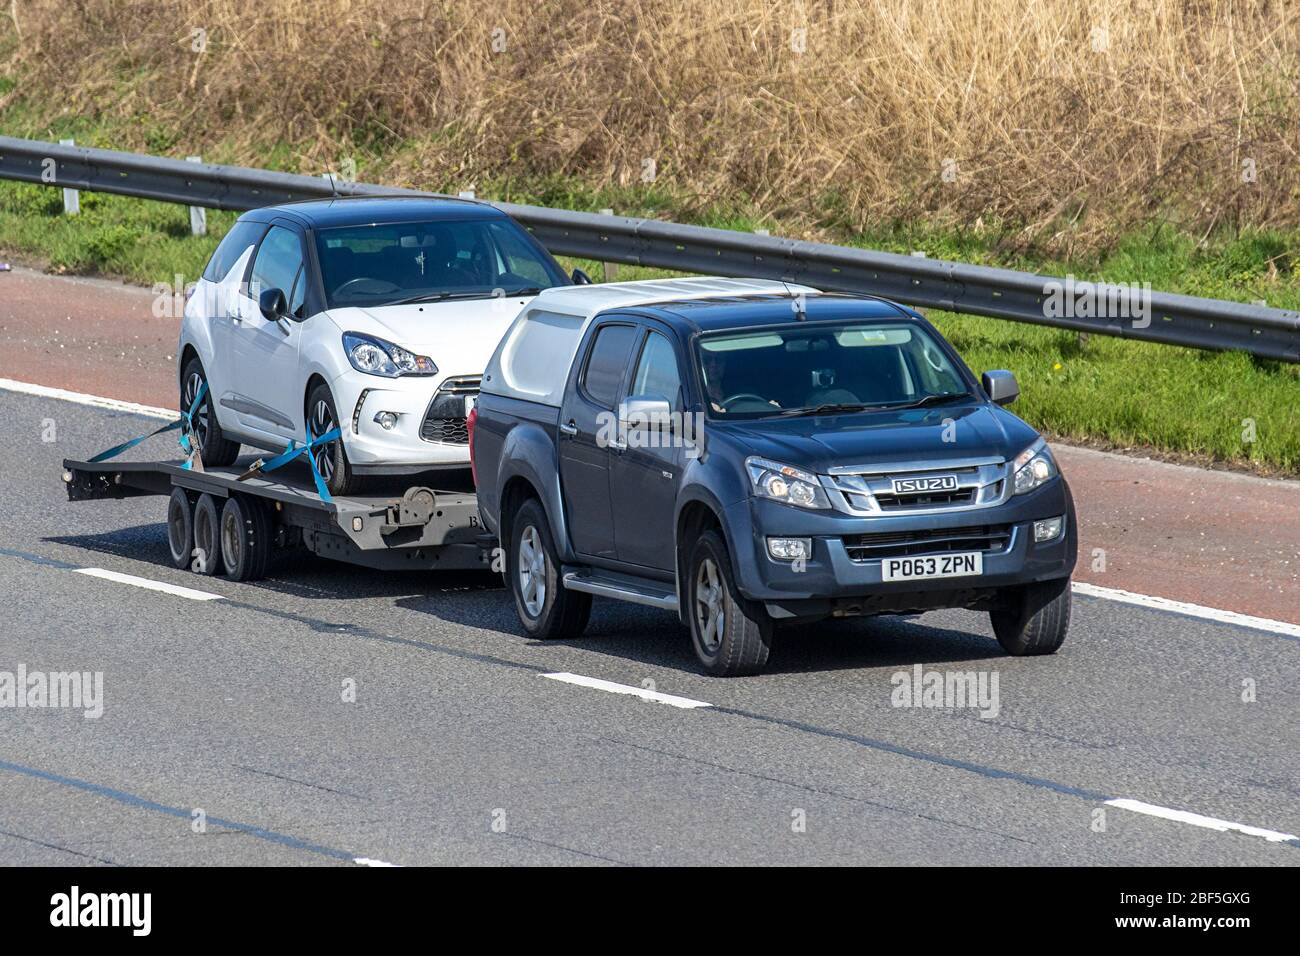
[470,278,1077,675]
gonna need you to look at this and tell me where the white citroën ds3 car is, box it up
[178,196,577,494]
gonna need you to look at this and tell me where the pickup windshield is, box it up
[697,321,970,418]
[314,218,568,309]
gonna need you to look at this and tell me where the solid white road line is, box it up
[1105,798,1300,844]
[541,672,713,709]
[1073,581,1300,639]
[352,857,401,867]
[74,567,223,602]
[0,377,173,419]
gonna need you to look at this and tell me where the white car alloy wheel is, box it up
[309,397,339,483]
[517,524,547,618]
[182,369,212,452]
[694,556,725,653]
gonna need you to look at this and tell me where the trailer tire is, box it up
[165,487,195,570]
[508,497,591,639]
[191,493,224,575]
[220,495,272,582]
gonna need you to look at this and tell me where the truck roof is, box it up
[482,277,821,407]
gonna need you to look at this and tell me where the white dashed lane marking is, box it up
[541,672,713,709]
[74,567,224,602]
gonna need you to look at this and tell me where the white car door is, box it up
[227,221,309,444]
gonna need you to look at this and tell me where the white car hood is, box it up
[323,296,536,377]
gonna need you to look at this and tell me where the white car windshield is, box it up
[315,218,568,308]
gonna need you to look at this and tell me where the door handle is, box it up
[559,421,578,436]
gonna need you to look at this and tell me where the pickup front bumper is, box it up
[720,478,1078,621]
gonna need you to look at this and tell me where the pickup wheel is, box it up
[687,530,773,676]
[508,498,591,639]
[990,576,1072,655]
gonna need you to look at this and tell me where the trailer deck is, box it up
[63,455,494,574]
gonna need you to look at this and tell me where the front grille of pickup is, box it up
[826,461,1008,514]
[420,376,480,445]
[843,524,1013,561]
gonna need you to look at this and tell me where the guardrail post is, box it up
[186,156,206,236]
[600,209,617,282]
[58,139,79,215]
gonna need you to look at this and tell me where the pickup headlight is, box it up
[343,331,437,378]
[746,457,830,509]
[1012,439,1057,495]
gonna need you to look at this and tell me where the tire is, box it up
[181,357,240,467]
[191,493,224,575]
[508,497,591,639]
[165,487,194,570]
[220,494,273,582]
[306,382,362,497]
[686,530,773,676]
[990,576,1072,655]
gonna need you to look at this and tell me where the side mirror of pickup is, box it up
[981,369,1020,406]
[571,268,593,285]
[619,396,674,435]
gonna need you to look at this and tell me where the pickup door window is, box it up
[610,329,685,573]
[559,322,639,559]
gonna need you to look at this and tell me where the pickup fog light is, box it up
[1033,516,1064,542]
[373,411,399,430]
[1012,439,1058,495]
[746,457,831,510]
[768,537,812,561]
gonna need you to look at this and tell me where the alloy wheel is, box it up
[694,556,724,652]
[518,525,547,618]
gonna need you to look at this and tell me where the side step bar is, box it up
[561,568,678,612]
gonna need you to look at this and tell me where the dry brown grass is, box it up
[4,0,1298,248]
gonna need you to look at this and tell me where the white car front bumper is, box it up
[331,369,475,474]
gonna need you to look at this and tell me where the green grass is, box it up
[2,177,1298,474]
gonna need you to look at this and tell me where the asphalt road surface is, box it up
[0,388,1296,865]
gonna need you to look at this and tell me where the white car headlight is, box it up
[746,457,830,509]
[1012,438,1058,495]
[343,331,437,378]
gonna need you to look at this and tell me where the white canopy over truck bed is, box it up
[481,277,820,406]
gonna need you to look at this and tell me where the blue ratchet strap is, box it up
[255,425,342,504]
[88,381,207,464]
[176,380,208,470]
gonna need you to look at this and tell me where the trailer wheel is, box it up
[191,493,224,575]
[165,487,195,570]
[220,495,272,582]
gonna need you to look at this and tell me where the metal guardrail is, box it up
[2,135,1298,361]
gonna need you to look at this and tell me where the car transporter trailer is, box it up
[61,455,495,581]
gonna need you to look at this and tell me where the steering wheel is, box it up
[332,277,401,298]
[722,393,777,411]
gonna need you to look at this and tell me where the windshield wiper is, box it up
[777,402,875,418]
[388,287,544,306]
[891,392,971,410]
